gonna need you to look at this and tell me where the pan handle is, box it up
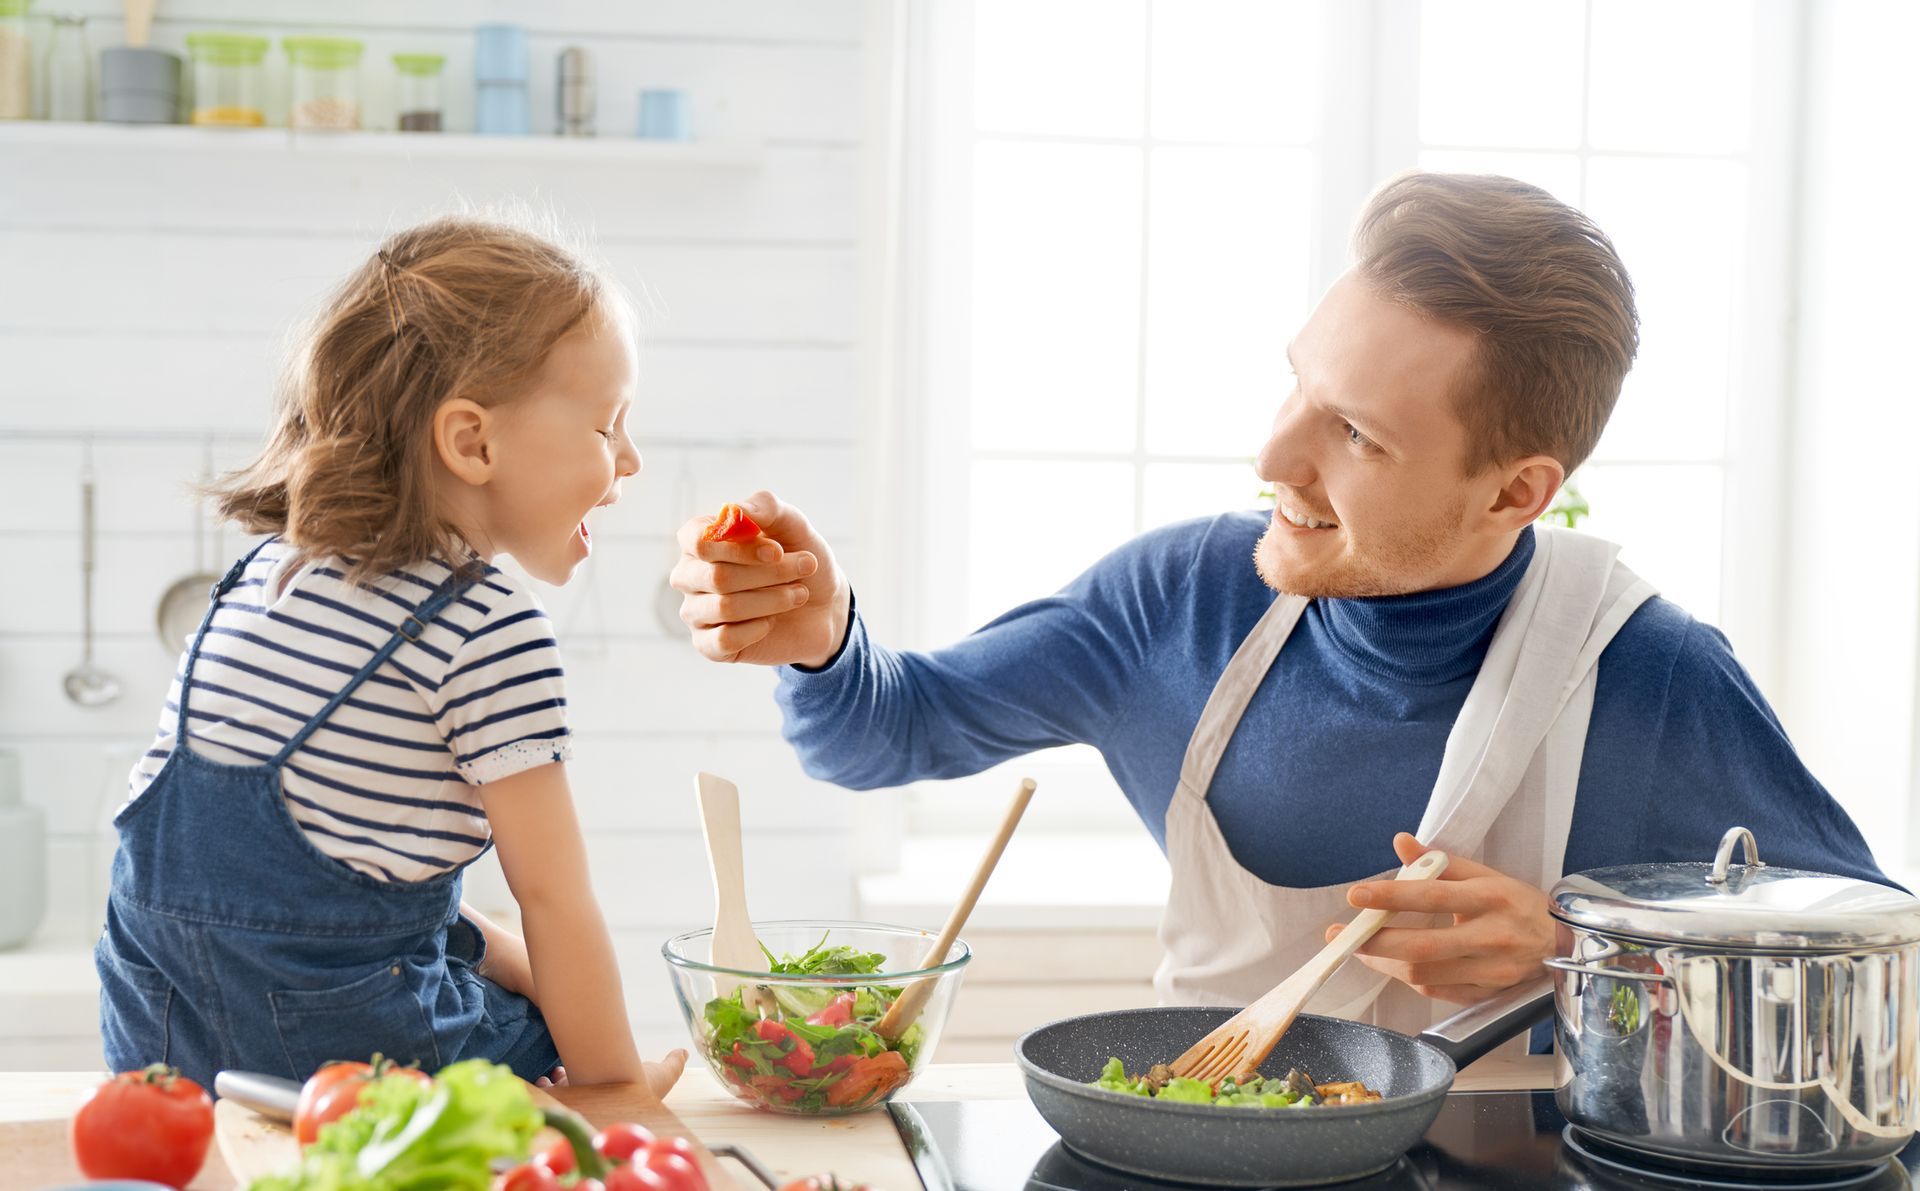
[1414,973,1555,1069]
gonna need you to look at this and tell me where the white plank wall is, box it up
[0,0,875,1063]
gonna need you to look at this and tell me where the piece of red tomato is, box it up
[69,1064,215,1189]
[805,992,856,1028]
[532,1128,577,1177]
[700,502,762,543]
[293,1054,430,1147]
[824,1050,912,1108]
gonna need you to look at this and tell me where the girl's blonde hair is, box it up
[212,214,610,584]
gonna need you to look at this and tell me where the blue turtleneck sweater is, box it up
[777,514,1886,889]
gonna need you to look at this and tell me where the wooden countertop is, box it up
[0,1054,1558,1189]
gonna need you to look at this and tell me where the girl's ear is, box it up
[434,398,493,486]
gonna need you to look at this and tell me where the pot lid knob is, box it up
[1705,826,1764,887]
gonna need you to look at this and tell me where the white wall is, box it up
[0,0,878,1062]
[1779,0,1920,887]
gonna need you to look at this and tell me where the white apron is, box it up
[1153,527,1656,1045]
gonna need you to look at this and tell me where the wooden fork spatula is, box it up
[1168,848,1450,1088]
[696,771,773,1016]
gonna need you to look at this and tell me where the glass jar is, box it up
[46,14,88,121]
[392,52,443,132]
[0,0,30,121]
[185,32,267,126]
[283,35,361,130]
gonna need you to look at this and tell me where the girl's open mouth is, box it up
[577,519,591,553]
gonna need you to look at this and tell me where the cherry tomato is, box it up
[496,1162,562,1191]
[701,502,762,543]
[606,1167,669,1191]
[532,1128,576,1176]
[293,1054,430,1147]
[592,1120,657,1163]
[69,1064,215,1189]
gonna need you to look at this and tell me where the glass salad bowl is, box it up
[662,920,971,1115]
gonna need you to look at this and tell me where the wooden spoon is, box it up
[695,771,773,1015]
[1167,848,1451,1088]
[875,777,1036,1040]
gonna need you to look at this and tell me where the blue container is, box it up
[636,88,689,141]
[474,23,529,134]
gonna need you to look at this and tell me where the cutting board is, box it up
[215,1080,741,1189]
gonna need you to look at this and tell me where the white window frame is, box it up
[891,0,1804,836]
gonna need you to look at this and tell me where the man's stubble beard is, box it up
[1252,493,1470,600]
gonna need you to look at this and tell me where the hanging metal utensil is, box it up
[64,446,123,707]
[155,438,224,652]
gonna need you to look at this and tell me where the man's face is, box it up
[1253,271,1498,599]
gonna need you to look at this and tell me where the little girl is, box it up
[98,215,684,1095]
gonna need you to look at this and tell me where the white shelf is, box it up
[0,119,765,166]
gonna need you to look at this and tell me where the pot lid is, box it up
[1551,827,1920,951]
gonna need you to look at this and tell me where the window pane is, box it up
[1143,462,1267,528]
[1588,0,1751,154]
[1574,463,1723,624]
[974,0,1146,138]
[968,460,1137,629]
[1144,146,1312,456]
[1583,157,1744,463]
[1418,0,1586,148]
[1151,0,1325,144]
[1416,149,1582,208]
[972,141,1143,453]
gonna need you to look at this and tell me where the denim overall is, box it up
[96,541,559,1090]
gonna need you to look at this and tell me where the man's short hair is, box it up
[1353,172,1639,475]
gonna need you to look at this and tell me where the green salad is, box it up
[703,933,925,1113]
[1091,1058,1381,1108]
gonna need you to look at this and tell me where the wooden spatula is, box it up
[695,771,773,1016]
[1167,848,1450,1088]
[875,777,1036,1040]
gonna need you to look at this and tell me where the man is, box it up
[669,173,1885,1034]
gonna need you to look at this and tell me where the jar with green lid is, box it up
[393,52,444,132]
[283,35,362,130]
[185,32,268,126]
[0,0,31,121]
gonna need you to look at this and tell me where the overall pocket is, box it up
[270,962,442,1080]
[96,937,175,1072]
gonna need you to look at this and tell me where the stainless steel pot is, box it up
[1546,826,1920,1172]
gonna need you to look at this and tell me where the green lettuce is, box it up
[248,1060,542,1191]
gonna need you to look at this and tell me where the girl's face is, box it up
[473,307,642,585]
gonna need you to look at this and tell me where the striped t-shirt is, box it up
[126,538,573,883]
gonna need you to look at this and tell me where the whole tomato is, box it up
[69,1064,215,1189]
[294,1054,431,1146]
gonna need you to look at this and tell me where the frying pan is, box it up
[1014,976,1553,1187]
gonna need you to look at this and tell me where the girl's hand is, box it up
[479,929,536,1003]
[644,1049,689,1100]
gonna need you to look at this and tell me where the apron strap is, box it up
[175,537,278,746]
[265,565,480,770]
[1176,593,1308,799]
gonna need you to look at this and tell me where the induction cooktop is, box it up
[887,1091,1920,1191]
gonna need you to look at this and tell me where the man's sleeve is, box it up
[1638,619,1892,886]
[773,520,1207,790]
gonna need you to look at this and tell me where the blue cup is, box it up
[636,88,689,141]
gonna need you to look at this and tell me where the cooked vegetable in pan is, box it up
[1091,1058,1381,1108]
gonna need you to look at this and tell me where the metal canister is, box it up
[557,47,594,137]
[1546,826,1920,1171]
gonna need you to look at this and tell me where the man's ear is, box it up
[434,398,493,486]
[1485,454,1565,529]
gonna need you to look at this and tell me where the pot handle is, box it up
[1542,955,1675,985]
[1415,973,1556,1069]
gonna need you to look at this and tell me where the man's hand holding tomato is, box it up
[671,491,850,668]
